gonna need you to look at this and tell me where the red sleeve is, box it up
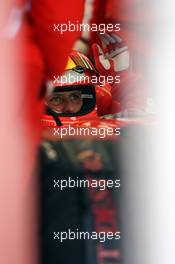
[80,0,107,42]
[29,0,85,78]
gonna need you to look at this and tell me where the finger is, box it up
[92,43,104,58]
[99,34,110,48]
[111,33,123,43]
[99,34,117,59]
[99,34,111,57]
[102,33,116,44]
[110,46,129,57]
[92,43,110,70]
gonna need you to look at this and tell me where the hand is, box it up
[92,33,130,78]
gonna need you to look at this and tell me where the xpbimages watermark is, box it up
[53,229,121,243]
[53,126,121,139]
[53,177,121,191]
[53,21,120,35]
[53,74,120,86]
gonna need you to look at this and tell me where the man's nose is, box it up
[63,101,74,113]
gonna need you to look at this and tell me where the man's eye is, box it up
[70,93,81,102]
[50,96,63,105]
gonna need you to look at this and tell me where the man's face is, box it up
[47,90,83,114]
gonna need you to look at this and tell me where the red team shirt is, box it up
[3,0,150,123]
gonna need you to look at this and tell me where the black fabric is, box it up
[39,142,86,264]
[39,139,122,264]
